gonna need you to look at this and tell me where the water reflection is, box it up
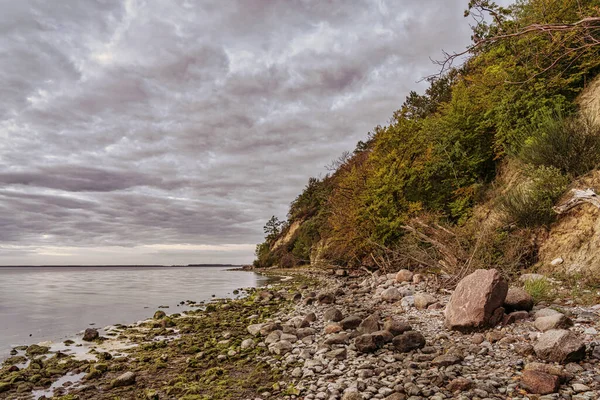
[0,266,267,360]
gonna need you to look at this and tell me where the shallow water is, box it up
[0,266,268,360]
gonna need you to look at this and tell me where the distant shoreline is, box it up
[0,264,238,268]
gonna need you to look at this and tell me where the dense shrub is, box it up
[499,166,568,227]
[519,113,600,177]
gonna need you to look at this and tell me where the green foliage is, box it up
[263,216,283,243]
[499,165,568,227]
[519,112,600,177]
[523,278,554,304]
[254,0,600,270]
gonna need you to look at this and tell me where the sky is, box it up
[0,0,507,265]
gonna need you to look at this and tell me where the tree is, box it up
[263,216,283,243]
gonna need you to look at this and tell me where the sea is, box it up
[0,265,271,360]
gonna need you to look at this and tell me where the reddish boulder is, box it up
[444,269,508,331]
[521,370,560,394]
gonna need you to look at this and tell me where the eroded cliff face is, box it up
[538,77,600,275]
[271,220,302,251]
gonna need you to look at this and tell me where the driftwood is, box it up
[554,188,600,214]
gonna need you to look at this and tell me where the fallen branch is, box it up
[554,188,600,214]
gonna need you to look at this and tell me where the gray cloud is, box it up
[0,0,496,265]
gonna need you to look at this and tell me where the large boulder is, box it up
[444,269,508,331]
[534,329,586,363]
[504,287,534,312]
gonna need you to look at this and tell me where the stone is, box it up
[371,330,394,343]
[534,329,586,363]
[381,287,402,302]
[324,333,350,345]
[503,310,530,325]
[385,394,406,400]
[412,273,425,283]
[534,314,573,332]
[358,314,380,334]
[395,269,414,283]
[383,319,412,336]
[240,339,255,350]
[432,354,462,367]
[392,331,426,353]
[504,287,534,311]
[247,324,264,336]
[304,312,317,322]
[317,292,335,304]
[296,327,317,338]
[524,362,573,383]
[324,308,344,322]
[153,310,166,319]
[341,390,363,400]
[572,383,591,392]
[324,324,342,334]
[444,269,508,331]
[326,348,347,360]
[83,328,99,342]
[354,334,383,353]
[534,308,562,319]
[447,377,472,392]
[259,322,282,336]
[269,340,293,355]
[521,370,560,395]
[112,372,136,388]
[550,257,564,266]
[414,293,437,310]
[340,315,362,330]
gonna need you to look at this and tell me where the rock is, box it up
[26,344,50,356]
[392,331,426,353]
[240,339,255,350]
[524,362,573,383]
[324,308,344,322]
[381,287,402,302]
[304,312,317,323]
[485,330,504,343]
[534,314,573,332]
[324,333,350,345]
[296,327,317,338]
[340,315,362,330]
[153,310,166,319]
[395,269,414,283]
[432,354,462,367]
[383,319,412,336]
[112,372,136,388]
[247,324,264,336]
[444,269,508,331]
[385,394,406,400]
[326,348,347,360]
[521,370,560,394]
[534,308,561,319]
[0,383,10,393]
[371,330,394,343]
[503,310,530,325]
[414,293,437,310]
[534,329,586,363]
[447,377,472,392]
[259,322,282,336]
[550,257,564,266]
[572,383,591,392]
[324,324,342,334]
[358,314,380,334]
[504,287,534,311]
[83,328,99,342]
[317,292,335,304]
[354,334,383,353]
[269,340,293,355]
[341,390,363,400]
[412,273,425,284]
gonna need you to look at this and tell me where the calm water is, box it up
[0,266,269,360]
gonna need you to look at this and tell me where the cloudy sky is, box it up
[0,0,501,265]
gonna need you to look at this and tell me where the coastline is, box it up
[3,267,600,399]
[0,269,317,399]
